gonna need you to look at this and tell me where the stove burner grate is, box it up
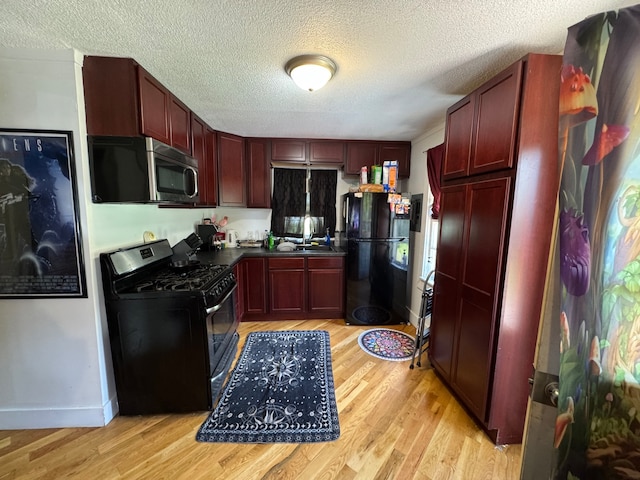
[131,264,229,293]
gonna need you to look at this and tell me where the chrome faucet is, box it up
[302,215,315,244]
[305,230,315,244]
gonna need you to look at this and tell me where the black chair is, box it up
[410,270,434,369]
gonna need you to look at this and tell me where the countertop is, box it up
[194,245,345,268]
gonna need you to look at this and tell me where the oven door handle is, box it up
[205,283,237,315]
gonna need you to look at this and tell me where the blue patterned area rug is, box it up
[196,330,340,443]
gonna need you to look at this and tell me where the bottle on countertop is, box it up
[268,231,275,250]
[325,228,331,246]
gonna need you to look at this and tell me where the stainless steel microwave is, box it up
[88,136,199,204]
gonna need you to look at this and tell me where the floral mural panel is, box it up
[555,5,640,479]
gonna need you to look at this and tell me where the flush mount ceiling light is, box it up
[285,54,337,92]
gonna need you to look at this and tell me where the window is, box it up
[419,187,439,282]
[422,216,439,282]
[271,168,337,238]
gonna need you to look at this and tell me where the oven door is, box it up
[205,284,239,376]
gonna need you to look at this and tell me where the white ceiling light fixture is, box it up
[285,54,337,92]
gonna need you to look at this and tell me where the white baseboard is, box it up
[0,394,118,429]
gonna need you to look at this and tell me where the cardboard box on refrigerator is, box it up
[382,160,398,192]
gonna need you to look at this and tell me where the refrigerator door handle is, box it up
[344,196,349,227]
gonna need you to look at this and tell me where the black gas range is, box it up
[100,239,239,415]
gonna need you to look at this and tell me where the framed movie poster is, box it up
[0,130,87,298]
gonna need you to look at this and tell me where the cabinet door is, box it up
[443,95,474,181]
[83,56,140,136]
[242,258,267,315]
[217,132,246,207]
[169,96,191,153]
[203,127,218,206]
[309,141,345,165]
[138,69,171,145]
[471,61,523,176]
[268,257,305,314]
[452,176,511,422]
[429,184,466,381]
[379,143,411,178]
[191,114,207,204]
[271,140,307,163]
[345,142,378,175]
[308,257,344,315]
[246,139,271,208]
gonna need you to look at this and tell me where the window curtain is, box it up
[270,168,306,236]
[426,143,444,219]
[310,169,337,235]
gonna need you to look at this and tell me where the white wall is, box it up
[0,48,109,428]
[405,127,445,327]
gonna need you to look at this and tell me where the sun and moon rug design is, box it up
[196,330,339,443]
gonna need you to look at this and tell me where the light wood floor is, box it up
[0,320,522,480]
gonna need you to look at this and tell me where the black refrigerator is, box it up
[342,192,410,325]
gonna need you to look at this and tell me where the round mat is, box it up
[357,328,415,361]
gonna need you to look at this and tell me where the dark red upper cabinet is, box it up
[169,96,191,154]
[191,114,217,206]
[217,132,246,207]
[203,128,218,207]
[443,60,523,182]
[246,139,271,208]
[471,61,523,176]
[84,55,192,154]
[345,141,411,178]
[309,141,345,165]
[344,142,379,175]
[191,113,206,199]
[83,56,141,137]
[443,95,474,181]
[379,143,411,178]
[139,71,191,154]
[138,69,171,145]
[271,140,345,167]
[271,140,307,163]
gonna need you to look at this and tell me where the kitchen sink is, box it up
[275,241,337,253]
[295,244,335,252]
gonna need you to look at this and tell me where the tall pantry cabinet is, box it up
[429,54,562,444]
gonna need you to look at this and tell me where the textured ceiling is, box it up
[0,0,637,141]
